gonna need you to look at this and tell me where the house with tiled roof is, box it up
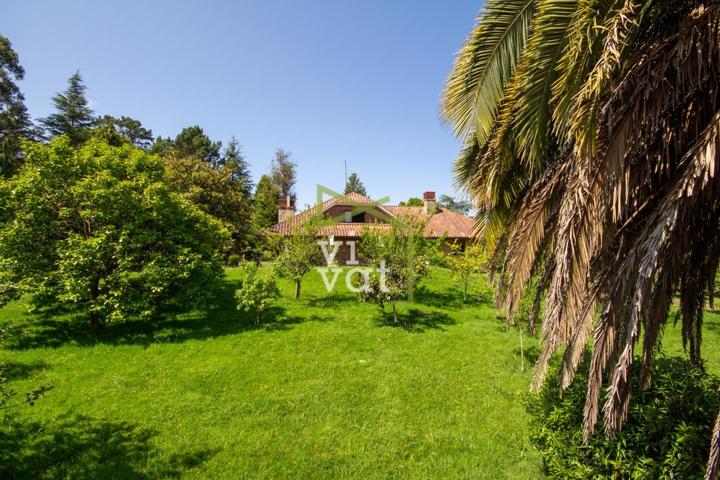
[269,191,476,263]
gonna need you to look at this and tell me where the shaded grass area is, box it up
[0,267,543,478]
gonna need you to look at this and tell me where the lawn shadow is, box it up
[0,360,50,381]
[375,308,456,333]
[414,285,493,309]
[513,344,540,366]
[3,279,322,350]
[0,414,216,479]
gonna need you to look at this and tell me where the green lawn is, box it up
[2,267,720,479]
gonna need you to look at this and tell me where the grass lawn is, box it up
[2,267,720,479]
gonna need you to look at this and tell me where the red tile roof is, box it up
[269,192,476,239]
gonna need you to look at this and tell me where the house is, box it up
[269,191,476,264]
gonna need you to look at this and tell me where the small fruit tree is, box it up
[443,242,487,302]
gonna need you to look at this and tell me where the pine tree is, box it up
[222,137,253,197]
[0,36,33,177]
[40,71,95,146]
[344,172,367,196]
[270,148,296,201]
[173,125,221,164]
[252,175,280,229]
[115,116,153,149]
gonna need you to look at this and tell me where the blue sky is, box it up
[3,0,480,208]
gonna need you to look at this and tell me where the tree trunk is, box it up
[294,280,301,299]
[256,309,261,326]
[519,329,525,372]
[392,303,397,324]
[463,283,468,303]
[89,311,100,333]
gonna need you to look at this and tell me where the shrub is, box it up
[442,242,487,302]
[526,355,720,479]
[0,138,230,330]
[227,254,242,267]
[235,265,280,325]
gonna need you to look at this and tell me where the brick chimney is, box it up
[423,191,436,215]
[277,196,295,222]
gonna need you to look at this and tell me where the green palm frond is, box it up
[442,0,538,146]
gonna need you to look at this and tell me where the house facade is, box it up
[269,191,476,264]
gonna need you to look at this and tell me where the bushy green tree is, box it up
[0,36,33,178]
[275,216,323,299]
[235,264,280,325]
[172,125,221,164]
[162,152,251,255]
[39,72,95,146]
[344,172,367,196]
[0,137,229,330]
[359,221,430,323]
[252,175,280,229]
[96,115,153,149]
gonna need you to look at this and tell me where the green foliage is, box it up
[172,126,222,164]
[226,254,242,267]
[162,152,252,255]
[398,197,423,207]
[221,137,253,198]
[0,137,229,329]
[358,221,430,322]
[438,194,472,216]
[39,71,95,146]
[443,243,487,302]
[526,356,720,479]
[95,115,153,149]
[235,264,280,325]
[275,216,323,299]
[344,172,367,196]
[252,175,280,230]
[0,35,33,178]
[270,148,296,201]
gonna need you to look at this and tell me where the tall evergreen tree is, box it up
[173,125,221,164]
[0,36,33,177]
[344,172,367,196]
[149,136,174,157]
[270,148,296,201]
[222,137,252,197]
[39,71,95,146]
[115,116,153,149]
[438,194,472,215]
[252,175,280,229]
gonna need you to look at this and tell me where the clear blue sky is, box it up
[3,0,480,208]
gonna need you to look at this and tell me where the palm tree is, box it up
[442,0,720,476]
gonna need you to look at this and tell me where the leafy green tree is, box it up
[252,175,280,229]
[39,71,95,146]
[270,148,296,201]
[96,115,153,149]
[398,197,423,207]
[0,36,33,178]
[442,0,720,462]
[344,172,367,195]
[235,264,281,325]
[222,136,253,197]
[173,125,221,164]
[443,243,487,302]
[162,152,251,254]
[275,216,323,299]
[359,221,430,323]
[438,194,472,216]
[149,136,174,157]
[0,137,229,331]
